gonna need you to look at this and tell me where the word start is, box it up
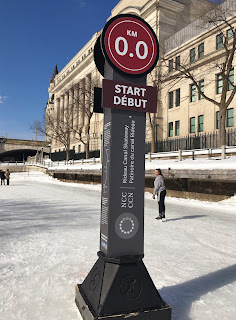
[113,84,147,109]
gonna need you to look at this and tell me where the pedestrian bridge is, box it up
[0,138,51,162]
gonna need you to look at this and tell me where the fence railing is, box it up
[146,129,236,153]
[0,161,26,166]
[145,145,236,161]
[25,157,101,168]
[50,149,100,162]
[1,145,236,168]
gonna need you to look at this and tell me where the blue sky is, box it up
[0,0,119,140]
[0,0,220,140]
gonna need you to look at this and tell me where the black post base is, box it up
[75,252,171,320]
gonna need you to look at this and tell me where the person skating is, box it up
[0,170,6,185]
[5,169,10,185]
[153,168,166,220]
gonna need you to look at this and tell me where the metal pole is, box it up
[178,149,182,161]
[221,145,226,160]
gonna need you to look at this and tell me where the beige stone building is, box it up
[47,0,236,158]
[160,0,236,145]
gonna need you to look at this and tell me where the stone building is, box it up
[160,0,236,146]
[47,0,236,158]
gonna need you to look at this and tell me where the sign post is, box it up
[75,14,171,320]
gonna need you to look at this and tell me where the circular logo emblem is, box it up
[89,268,100,291]
[115,212,139,239]
[120,274,142,300]
[101,14,159,76]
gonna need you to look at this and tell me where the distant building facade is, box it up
[47,0,236,158]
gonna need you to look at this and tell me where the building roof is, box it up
[50,65,58,83]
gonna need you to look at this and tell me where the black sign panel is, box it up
[100,107,145,257]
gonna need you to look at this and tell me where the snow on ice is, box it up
[0,171,236,320]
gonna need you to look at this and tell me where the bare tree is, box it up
[147,66,164,152]
[67,75,102,159]
[31,109,72,161]
[31,76,101,161]
[162,1,236,147]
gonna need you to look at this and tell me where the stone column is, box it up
[69,87,74,141]
[55,97,60,147]
[74,83,79,131]
[85,75,91,157]
[64,91,69,125]
[85,74,91,129]
[78,80,85,128]
[60,95,64,130]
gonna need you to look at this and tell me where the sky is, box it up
[0,0,222,141]
[0,0,119,140]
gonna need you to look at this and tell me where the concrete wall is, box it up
[50,169,236,202]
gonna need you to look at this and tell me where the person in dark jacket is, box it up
[0,170,6,185]
[153,168,166,220]
[5,169,10,185]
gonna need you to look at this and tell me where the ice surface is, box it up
[0,172,236,320]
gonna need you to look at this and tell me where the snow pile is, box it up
[45,155,236,171]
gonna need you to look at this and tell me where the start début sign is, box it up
[102,79,157,113]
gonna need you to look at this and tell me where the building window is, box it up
[190,48,195,63]
[216,111,219,129]
[168,122,173,137]
[78,145,81,153]
[199,80,204,100]
[169,91,174,109]
[217,70,234,93]
[227,108,234,127]
[190,117,195,133]
[190,84,196,102]
[176,88,180,107]
[198,115,204,132]
[228,69,234,91]
[175,56,180,70]
[175,120,180,136]
[227,27,234,40]
[216,33,224,50]
[217,74,223,94]
[198,43,204,59]
[169,59,173,73]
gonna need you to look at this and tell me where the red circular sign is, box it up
[101,14,159,76]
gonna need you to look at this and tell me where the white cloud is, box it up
[0,95,8,104]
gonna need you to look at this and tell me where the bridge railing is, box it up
[0,161,26,166]
[26,158,101,168]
